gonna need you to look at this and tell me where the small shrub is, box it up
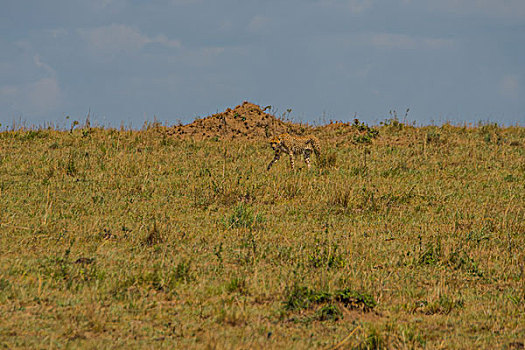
[334,289,377,311]
[448,249,483,277]
[354,133,373,144]
[479,123,502,144]
[426,130,441,144]
[318,150,338,169]
[171,260,193,283]
[226,277,247,295]
[284,285,313,311]
[380,111,405,132]
[354,118,380,135]
[308,238,346,269]
[422,294,464,315]
[227,204,265,229]
[284,285,331,311]
[504,174,516,182]
[314,304,342,321]
[353,118,380,143]
[284,285,376,313]
[21,130,46,140]
[418,241,442,266]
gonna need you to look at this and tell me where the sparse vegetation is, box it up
[0,111,523,348]
[317,150,338,169]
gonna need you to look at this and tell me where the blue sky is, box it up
[1,0,524,127]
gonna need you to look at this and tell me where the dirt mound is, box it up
[164,102,378,144]
[165,102,309,140]
[314,119,380,145]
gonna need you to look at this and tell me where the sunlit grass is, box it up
[0,122,523,348]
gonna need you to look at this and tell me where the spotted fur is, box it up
[267,133,321,170]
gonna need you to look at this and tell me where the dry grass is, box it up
[0,121,524,349]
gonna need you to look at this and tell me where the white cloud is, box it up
[1,77,62,116]
[27,78,62,113]
[0,56,62,116]
[499,74,520,99]
[79,24,181,58]
[153,34,183,48]
[33,55,56,76]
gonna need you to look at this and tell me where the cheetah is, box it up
[267,133,321,170]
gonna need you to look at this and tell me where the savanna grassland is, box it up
[0,115,524,349]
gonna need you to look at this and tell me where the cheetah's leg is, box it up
[289,152,295,170]
[267,152,280,170]
[304,150,312,169]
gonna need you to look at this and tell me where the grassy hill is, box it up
[0,114,523,348]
